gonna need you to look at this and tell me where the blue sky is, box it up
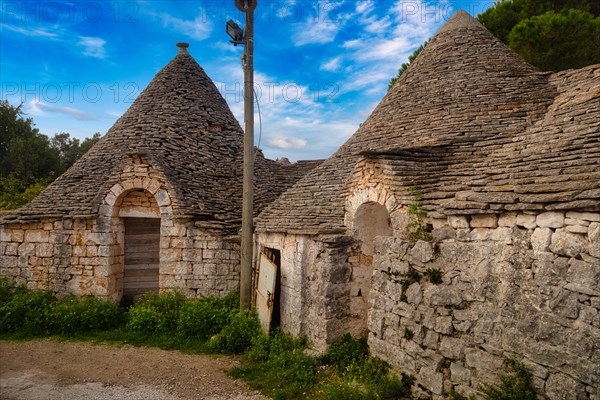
[1,0,493,161]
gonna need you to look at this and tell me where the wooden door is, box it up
[256,253,278,333]
[123,218,160,299]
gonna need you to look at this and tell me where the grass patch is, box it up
[232,332,414,400]
[0,278,539,400]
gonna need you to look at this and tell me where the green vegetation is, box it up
[445,357,537,400]
[479,0,600,71]
[234,333,414,399]
[389,0,600,89]
[0,278,538,400]
[0,101,101,210]
[424,267,443,284]
[405,181,432,242]
[480,357,537,400]
[388,40,428,89]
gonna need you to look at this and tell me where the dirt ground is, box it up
[0,339,268,400]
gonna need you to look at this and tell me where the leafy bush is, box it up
[321,334,369,371]
[126,291,185,333]
[208,309,261,354]
[177,293,237,341]
[0,288,55,335]
[0,277,22,304]
[232,330,316,399]
[47,295,122,335]
[481,358,537,400]
[320,334,412,400]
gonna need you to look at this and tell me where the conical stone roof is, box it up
[255,11,563,234]
[3,44,316,232]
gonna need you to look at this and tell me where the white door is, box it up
[256,253,277,333]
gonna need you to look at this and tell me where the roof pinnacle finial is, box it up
[176,42,190,53]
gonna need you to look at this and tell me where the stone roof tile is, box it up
[1,45,320,231]
[255,11,598,234]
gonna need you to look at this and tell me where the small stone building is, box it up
[0,43,317,302]
[254,11,599,399]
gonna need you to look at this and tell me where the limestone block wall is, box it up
[0,218,120,299]
[0,218,241,301]
[0,155,242,301]
[368,211,599,400]
[159,220,240,298]
[257,232,359,350]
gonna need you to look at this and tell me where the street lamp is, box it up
[226,20,244,46]
[227,0,257,311]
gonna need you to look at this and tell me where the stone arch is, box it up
[98,172,175,302]
[345,186,397,234]
[354,202,393,256]
[348,200,393,338]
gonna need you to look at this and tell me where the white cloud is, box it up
[291,1,346,46]
[0,24,58,38]
[267,134,307,149]
[292,18,339,46]
[155,13,213,41]
[28,99,97,121]
[321,57,342,72]
[79,36,106,59]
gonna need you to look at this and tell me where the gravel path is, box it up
[0,339,268,400]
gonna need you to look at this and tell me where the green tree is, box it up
[388,41,428,90]
[478,0,600,71]
[0,101,60,182]
[0,101,102,210]
[51,131,101,171]
[508,9,600,71]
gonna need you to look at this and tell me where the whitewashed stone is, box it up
[0,228,10,242]
[470,228,491,241]
[450,362,471,385]
[24,231,49,243]
[565,218,589,226]
[550,231,588,257]
[567,259,599,294]
[406,283,422,305]
[419,367,444,395]
[546,372,586,400]
[498,212,518,227]
[565,225,589,234]
[440,336,464,359]
[431,218,449,229]
[154,189,171,206]
[491,227,512,241]
[409,240,435,264]
[517,214,537,229]
[464,348,502,370]
[449,215,469,229]
[566,211,600,222]
[537,212,565,229]
[531,228,553,252]
[588,222,599,258]
[470,214,498,228]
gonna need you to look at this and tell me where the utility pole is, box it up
[234,0,256,310]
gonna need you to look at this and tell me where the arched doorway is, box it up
[118,189,161,301]
[350,201,393,337]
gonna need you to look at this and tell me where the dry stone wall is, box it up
[368,211,599,400]
[0,218,121,298]
[257,232,361,350]
[0,217,241,300]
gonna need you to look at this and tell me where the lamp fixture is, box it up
[226,19,244,46]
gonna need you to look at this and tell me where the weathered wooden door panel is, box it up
[124,218,160,299]
[256,253,277,333]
